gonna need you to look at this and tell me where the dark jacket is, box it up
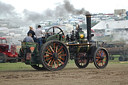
[27,30,35,38]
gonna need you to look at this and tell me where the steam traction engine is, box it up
[19,15,109,71]
[103,42,128,61]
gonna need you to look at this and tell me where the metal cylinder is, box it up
[86,14,91,42]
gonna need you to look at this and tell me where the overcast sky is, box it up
[0,0,128,14]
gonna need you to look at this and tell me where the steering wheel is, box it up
[45,26,65,38]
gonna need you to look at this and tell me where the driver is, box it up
[35,25,45,51]
[75,24,84,41]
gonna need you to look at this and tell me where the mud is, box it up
[0,63,128,85]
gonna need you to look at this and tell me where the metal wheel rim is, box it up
[42,41,68,70]
[95,49,108,68]
[75,53,89,68]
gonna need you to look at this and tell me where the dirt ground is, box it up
[0,63,128,85]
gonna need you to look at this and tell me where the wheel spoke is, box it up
[50,46,54,53]
[58,50,64,55]
[102,61,103,66]
[58,53,67,57]
[96,57,101,59]
[103,61,106,64]
[45,52,53,55]
[58,59,64,65]
[51,60,54,67]
[101,50,104,57]
[96,52,100,57]
[56,45,58,53]
[103,58,106,62]
[57,46,63,53]
[96,59,99,63]
[44,55,51,58]
[58,57,65,61]
[47,60,51,66]
[47,47,52,53]
[56,60,59,67]
[54,61,57,68]
[45,57,52,61]
[53,43,56,51]
[97,60,101,64]
[101,50,106,58]
[98,51,102,56]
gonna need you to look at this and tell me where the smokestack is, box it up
[86,14,91,42]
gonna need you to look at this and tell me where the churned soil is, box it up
[0,63,128,85]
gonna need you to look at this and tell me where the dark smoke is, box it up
[52,0,90,17]
[63,0,90,15]
[54,4,67,17]
[41,0,90,19]
[0,0,90,26]
[22,0,90,23]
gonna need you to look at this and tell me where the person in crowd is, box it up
[35,25,45,51]
[27,26,36,42]
[23,33,34,42]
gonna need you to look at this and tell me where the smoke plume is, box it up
[53,0,90,17]
[63,0,89,15]
[20,0,90,24]
[0,0,90,26]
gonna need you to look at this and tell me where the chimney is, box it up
[86,14,91,42]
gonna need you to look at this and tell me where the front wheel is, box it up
[75,53,89,68]
[93,47,109,69]
[41,40,69,71]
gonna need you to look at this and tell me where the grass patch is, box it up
[0,61,76,71]
[0,60,128,71]
[0,62,33,71]
[109,61,128,64]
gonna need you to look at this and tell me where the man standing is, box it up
[35,25,45,51]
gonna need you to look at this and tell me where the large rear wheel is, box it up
[93,47,109,69]
[41,40,69,71]
[75,53,89,68]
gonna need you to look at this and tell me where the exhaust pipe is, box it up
[86,14,92,42]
